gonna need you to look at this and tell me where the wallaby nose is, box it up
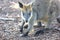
[26,20,28,22]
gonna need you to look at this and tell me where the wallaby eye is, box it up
[18,2,23,8]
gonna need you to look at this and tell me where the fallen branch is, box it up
[0,17,15,21]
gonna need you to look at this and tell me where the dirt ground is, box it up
[0,0,60,40]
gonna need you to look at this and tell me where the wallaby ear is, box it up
[18,2,23,8]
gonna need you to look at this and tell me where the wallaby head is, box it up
[18,2,33,22]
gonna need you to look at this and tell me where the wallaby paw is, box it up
[20,32,28,37]
[20,34,28,37]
